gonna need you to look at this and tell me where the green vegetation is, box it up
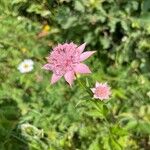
[0,0,150,149]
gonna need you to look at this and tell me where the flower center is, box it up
[48,43,80,75]
[95,87,108,97]
[23,64,29,69]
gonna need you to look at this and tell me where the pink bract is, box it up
[91,82,111,100]
[43,42,96,86]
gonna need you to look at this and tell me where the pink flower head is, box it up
[43,42,96,86]
[91,82,111,100]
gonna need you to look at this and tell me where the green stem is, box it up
[76,76,93,96]
[76,76,86,90]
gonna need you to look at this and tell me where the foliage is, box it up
[0,0,150,149]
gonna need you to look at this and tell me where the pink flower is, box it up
[43,42,96,85]
[91,82,111,100]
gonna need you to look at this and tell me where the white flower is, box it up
[18,59,34,73]
[20,123,44,138]
[122,36,127,42]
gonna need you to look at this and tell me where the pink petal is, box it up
[80,51,96,61]
[64,71,75,86]
[75,63,91,74]
[42,64,51,70]
[51,74,62,84]
[96,81,101,87]
[77,43,86,53]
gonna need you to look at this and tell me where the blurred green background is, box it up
[0,0,150,149]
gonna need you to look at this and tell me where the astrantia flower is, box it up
[43,42,95,85]
[91,82,111,100]
[18,59,34,73]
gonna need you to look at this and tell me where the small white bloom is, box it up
[122,36,127,42]
[18,59,34,73]
[147,91,150,98]
[20,123,44,138]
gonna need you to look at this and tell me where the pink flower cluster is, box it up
[91,82,111,100]
[43,42,95,86]
[43,42,111,100]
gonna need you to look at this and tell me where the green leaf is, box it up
[124,120,137,130]
[137,121,150,134]
[87,110,104,118]
[142,0,150,13]
[74,0,85,12]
